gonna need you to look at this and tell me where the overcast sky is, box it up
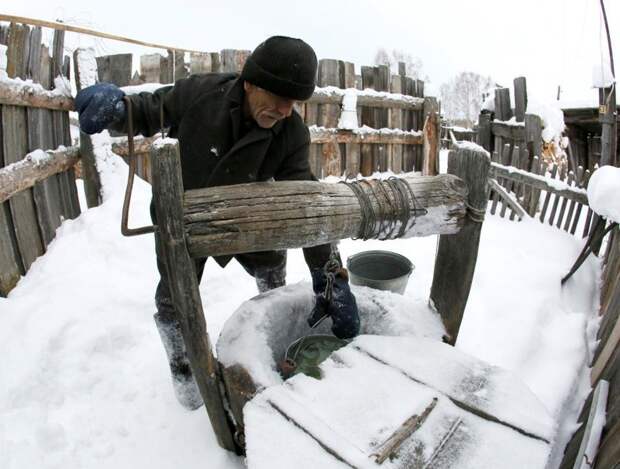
[3,0,619,103]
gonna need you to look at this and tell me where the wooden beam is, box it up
[488,178,526,220]
[431,144,491,344]
[0,146,80,204]
[0,13,204,53]
[0,79,73,111]
[491,121,525,140]
[310,127,423,145]
[150,140,237,452]
[183,174,467,259]
[489,162,588,205]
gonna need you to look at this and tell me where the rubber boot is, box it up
[154,313,204,410]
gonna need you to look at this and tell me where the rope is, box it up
[466,202,487,223]
[341,177,427,241]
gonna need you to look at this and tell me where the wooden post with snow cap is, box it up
[73,48,102,208]
[150,139,238,453]
[430,143,491,344]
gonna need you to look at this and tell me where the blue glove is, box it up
[309,267,360,339]
[75,83,126,135]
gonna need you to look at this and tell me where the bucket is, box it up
[346,250,414,294]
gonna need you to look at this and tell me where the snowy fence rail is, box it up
[0,22,80,297]
[90,49,436,182]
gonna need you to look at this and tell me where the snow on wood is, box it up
[587,165,620,223]
[183,174,467,258]
[309,125,423,144]
[310,85,425,109]
[0,145,79,203]
[244,336,552,469]
[0,72,74,111]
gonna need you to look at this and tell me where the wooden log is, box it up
[494,87,513,121]
[0,146,80,203]
[150,140,237,452]
[491,162,587,206]
[0,73,74,112]
[422,96,439,176]
[74,48,102,208]
[430,144,491,344]
[3,22,44,270]
[96,53,132,86]
[184,174,467,258]
[513,77,527,122]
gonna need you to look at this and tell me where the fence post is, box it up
[422,96,439,176]
[430,144,490,344]
[74,48,102,208]
[513,77,527,122]
[150,140,237,452]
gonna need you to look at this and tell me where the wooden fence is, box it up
[559,224,620,468]
[84,49,436,181]
[0,22,80,296]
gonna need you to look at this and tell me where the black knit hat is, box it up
[241,36,317,101]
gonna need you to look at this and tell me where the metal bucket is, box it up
[346,250,414,295]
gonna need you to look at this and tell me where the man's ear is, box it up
[243,81,253,93]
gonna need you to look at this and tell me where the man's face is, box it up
[244,82,298,129]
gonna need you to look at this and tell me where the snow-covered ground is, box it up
[0,148,601,469]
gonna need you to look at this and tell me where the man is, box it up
[75,36,360,410]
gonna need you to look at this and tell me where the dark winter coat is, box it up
[119,73,331,269]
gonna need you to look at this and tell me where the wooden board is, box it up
[3,22,45,271]
[245,336,552,469]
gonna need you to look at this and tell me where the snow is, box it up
[592,61,614,89]
[0,71,73,98]
[337,90,358,129]
[0,44,7,72]
[314,85,424,105]
[526,98,565,143]
[75,47,98,89]
[587,165,620,223]
[122,83,171,94]
[0,142,600,468]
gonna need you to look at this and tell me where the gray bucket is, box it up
[346,250,414,295]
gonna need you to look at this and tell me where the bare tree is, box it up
[374,48,428,81]
[440,71,494,127]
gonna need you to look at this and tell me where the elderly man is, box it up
[75,36,360,409]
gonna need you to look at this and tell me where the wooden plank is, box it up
[360,66,374,176]
[317,59,342,177]
[494,87,513,121]
[557,171,575,230]
[548,167,565,226]
[0,103,25,296]
[373,65,390,171]
[389,74,403,173]
[189,52,213,74]
[430,145,490,343]
[492,121,526,140]
[422,97,439,176]
[96,53,132,86]
[510,147,528,221]
[343,62,359,177]
[489,178,526,221]
[26,27,65,246]
[151,141,238,452]
[499,144,514,218]
[220,49,250,73]
[140,53,164,83]
[51,30,80,220]
[489,151,501,215]
[539,163,558,222]
[477,111,493,151]
[185,174,467,258]
[3,22,44,270]
[528,156,542,217]
[513,77,527,122]
[571,380,609,469]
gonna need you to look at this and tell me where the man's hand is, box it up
[309,267,360,339]
[75,83,126,135]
